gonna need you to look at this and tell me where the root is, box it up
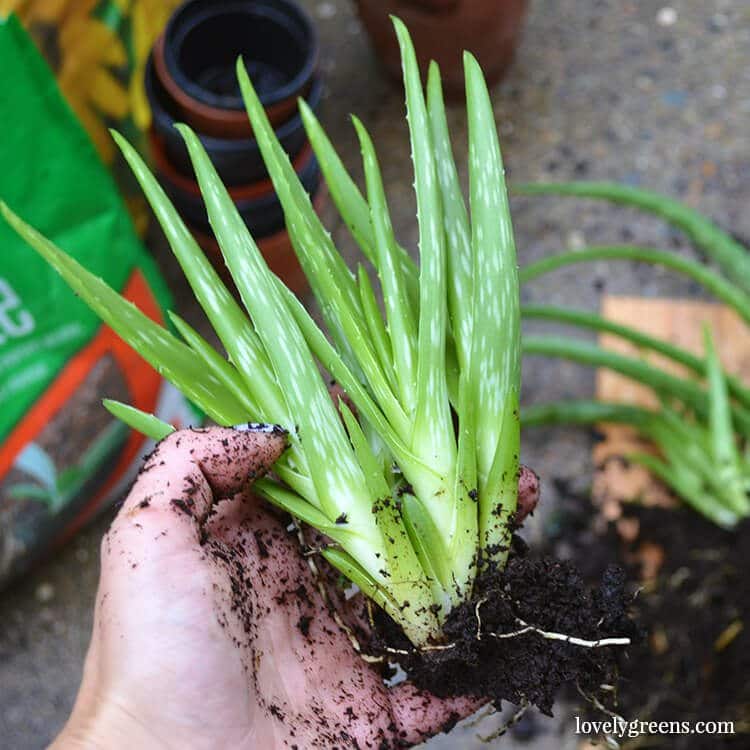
[488,618,631,648]
[475,598,630,649]
[475,596,489,640]
[292,518,372,659]
[463,702,497,728]
[477,701,530,743]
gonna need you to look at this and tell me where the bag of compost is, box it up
[0,14,196,587]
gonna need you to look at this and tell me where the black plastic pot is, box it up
[163,0,317,113]
[145,51,323,185]
[159,147,321,238]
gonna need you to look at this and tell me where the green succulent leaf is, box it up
[102,399,175,441]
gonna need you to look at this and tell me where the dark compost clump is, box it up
[368,537,637,716]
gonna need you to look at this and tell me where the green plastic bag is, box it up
[0,14,195,587]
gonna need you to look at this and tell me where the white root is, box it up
[292,517,371,658]
[488,618,631,648]
[463,702,496,729]
[475,595,489,640]
[475,599,631,648]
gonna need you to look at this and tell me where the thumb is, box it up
[108,424,287,557]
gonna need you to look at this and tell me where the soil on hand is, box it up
[367,536,637,716]
[557,494,750,749]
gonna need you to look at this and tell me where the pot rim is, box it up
[146,49,323,156]
[149,130,314,202]
[153,34,313,137]
[162,0,318,113]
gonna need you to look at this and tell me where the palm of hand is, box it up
[57,428,473,750]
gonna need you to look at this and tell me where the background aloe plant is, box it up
[517,182,750,528]
[0,19,522,649]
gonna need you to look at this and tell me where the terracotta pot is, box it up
[145,49,323,185]
[189,187,328,297]
[158,0,318,138]
[354,0,528,98]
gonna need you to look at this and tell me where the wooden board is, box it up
[592,296,750,527]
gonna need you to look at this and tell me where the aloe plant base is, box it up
[364,538,636,716]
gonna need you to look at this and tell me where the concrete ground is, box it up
[2,0,750,747]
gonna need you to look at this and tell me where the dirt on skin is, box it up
[128,429,635,746]
[554,489,750,749]
[366,535,637,717]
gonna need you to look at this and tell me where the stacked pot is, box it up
[146,0,323,293]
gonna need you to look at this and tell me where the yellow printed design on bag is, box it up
[1,0,180,162]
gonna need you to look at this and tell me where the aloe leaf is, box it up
[0,202,247,425]
[521,399,743,526]
[321,546,439,647]
[111,131,287,423]
[426,61,474,372]
[102,399,175,441]
[254,479,338,534]
[356,264,397,392]
[515,181,750,289]
[399,491,453,604]
[339,402,391,502]
[236,61,367,367]
[339,402,433,608]
[298,99,420,306]
[176,124,414,599]
[177,127,359,510]
[463,51,520,554]
[628,452,739,528]
[394,19,454,469]
[277,280,432,478]
[169,312,259,417]
[353,117,418,412]
[704,329,750,516]
[522,335,750,434]
[520,245,750,325]
[521,304,750,409]
[521,399,656,429]
[450,367,478,588]
[239,68,411,437]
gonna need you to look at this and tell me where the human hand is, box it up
[53,425,539,749]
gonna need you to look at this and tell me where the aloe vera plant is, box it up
[0,20,521,649]
[523,333,750,528]
[518,181,750,527]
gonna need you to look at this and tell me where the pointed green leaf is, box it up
[464,51,520,550]
[520,246,750,325]
[299,99,420,307]
[521,304,750,409]
[353,116,418,412]
[102,399,175,441]
[515,181,750,290]
[111,131,287,423]
[393,17,453,469]
[522,335,750,434]
[356,264,397,392]
[0,202,246,425]
[169,312,258,417]
[426,62,473,372]
[704,328,749,515]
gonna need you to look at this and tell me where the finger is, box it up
[516,465,540,524]
[389,682,485,745]
[103,425,287,570]
[121,424,287,519]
